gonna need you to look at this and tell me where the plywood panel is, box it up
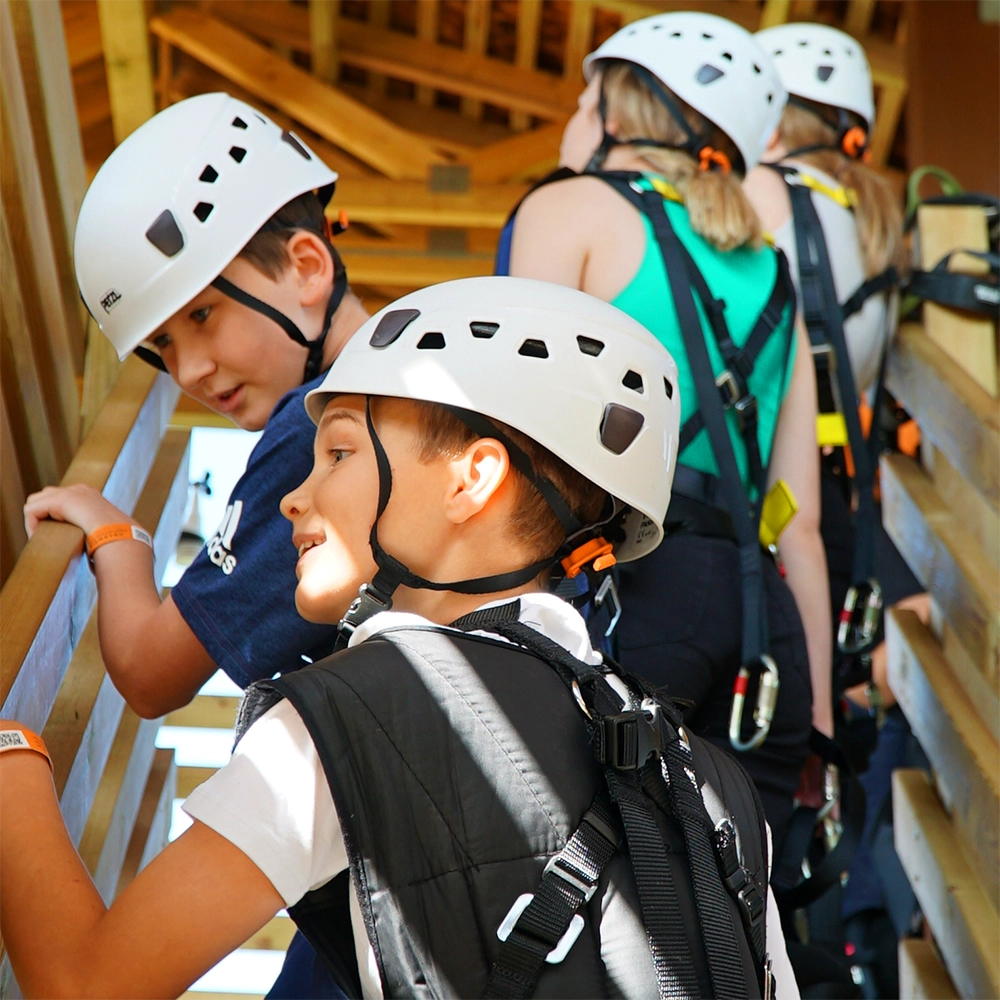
[898,938,959,1000]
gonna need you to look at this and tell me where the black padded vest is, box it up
[238,626,769,999]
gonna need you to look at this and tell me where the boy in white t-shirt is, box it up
[2,278,797,999]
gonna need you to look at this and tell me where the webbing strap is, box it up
[621,186,769,667]
[483,797,622,999]
[783,177,876,582]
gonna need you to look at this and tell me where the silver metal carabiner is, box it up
[729,655,780,753]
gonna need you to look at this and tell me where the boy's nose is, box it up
[175,346,216,392]
[280,484,309,521]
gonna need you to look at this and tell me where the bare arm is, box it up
[1,747,283,999]
[24,485,217,718]
[768,322,834,736]
[508,184,589,289]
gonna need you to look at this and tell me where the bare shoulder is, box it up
[517,174,626,224]
[742,165,792,234]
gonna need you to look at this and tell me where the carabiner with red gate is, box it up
[837,578,883,656]
[729,655,780,753]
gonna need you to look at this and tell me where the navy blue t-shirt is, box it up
[172,374,338,688]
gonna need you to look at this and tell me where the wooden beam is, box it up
[96,0,156,144]
[844,0,878,36]
[467,119,565,183]
[916,205,997,396]
[510,0,543,132]
[0,359,178,728]
[597,0,759,31]
[886,608,999,907]
[165,695,240,730]
[366,0,390,98]
[332,178,526,228]
[927,445,998,570]
[149,9,446,180]
[115,748,176,898]
[8,0,88,374]
[338,250,494,287]
[62,0,104,70]
[0,385,29,584]
[1,0,82,464]
[563,0,593,84]
[898,939,959,1000]
[242,915,297,951]
[880,452,999,690]
[81,318,122,439]
[461,0,492,120]
[886,324,999,509]
[176,765,217,798]
[309,0,339,84]
[757,0,791,29]
[415,0,439,107]
[893,769,999,1000]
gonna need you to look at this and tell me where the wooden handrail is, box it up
[0,357,178,726]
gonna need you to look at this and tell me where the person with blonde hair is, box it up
[744,23,906,673]
[505,11,832,861]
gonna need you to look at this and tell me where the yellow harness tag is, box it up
[796,171,858,210]
[816,412,849,447]
[648,176,684,204]
[759,479,799,550]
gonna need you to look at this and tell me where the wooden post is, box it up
[367,0,390,98]
[461,0,492,120]
[917,205,998,397]
[309,0,339,84]
[510,0,542,132]
[415,0,439,107]
[757,0,791,30]
[844,0,877,36]
[7,0,88,375]
[96,0,156,144]
[80,317,122,440]
[562,0,593,85]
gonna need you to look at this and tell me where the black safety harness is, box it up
[446,605,772,1000]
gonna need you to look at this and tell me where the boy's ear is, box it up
[285,230,334,308]
[444,438,511,525]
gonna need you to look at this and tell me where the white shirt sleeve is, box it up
[765,822,800,1000]
[183,698,347,907]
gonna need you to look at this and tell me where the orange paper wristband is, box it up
[0,724,53,771]
[85,523,153,561]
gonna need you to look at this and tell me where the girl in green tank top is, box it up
[508,13,835,862]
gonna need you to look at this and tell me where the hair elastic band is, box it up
[698,147,732,175]
[0,724,53,772]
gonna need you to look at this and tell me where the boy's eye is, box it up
[190,306,211,324]
[328,449,348,464]
[151,333,171,350]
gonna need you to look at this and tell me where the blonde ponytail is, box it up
[777,102,906,277]
[601,63,763,252]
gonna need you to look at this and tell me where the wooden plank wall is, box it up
[881,205,1000,999]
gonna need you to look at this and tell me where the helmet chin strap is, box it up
[585,63,734,174]
[133,245,348,384]
[338,398,587,637]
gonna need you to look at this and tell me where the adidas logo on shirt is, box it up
[207,501,242,575]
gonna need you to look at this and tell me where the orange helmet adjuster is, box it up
[698,146,732,176]
[841,126,868,160]
[561,537,617,579]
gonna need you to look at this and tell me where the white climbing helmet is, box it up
[75,92,336,360]
[755,23,875,129]
[582,11,787,172]
[305,276,680,562]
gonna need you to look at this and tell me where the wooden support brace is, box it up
[461,0,491,121]
[886,608,1000,906]
[177,765,218,798]
[149,9,446,180]
[880,452,1000,687]
[241,916,297,951]
[0,359,179,729]
[338,250,494,287]
[309,0,339,84]
[893,769,999,1000]
[366,0,390,98]
[562,0,594,84]
[886,323,999,508]
[415,0,439,106]
[916,205,998,397]
[898,939,959,1000]
[96,0,156,144]
[166,695,240,730]
[467,119,565,183]
[510,0,542,132]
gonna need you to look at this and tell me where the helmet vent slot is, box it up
[470,321,499,339]
[622,370,644,393]
[600,404,644,455]
[281,130,312,160]
[518,339,549,359]
[701,32,713,39]
[199,165,218,183]
[370,308,420,347]
[664,377,674,399]
[417,332,446,350]
[229,146,247,163]
[721,51,732,61]
[696,64,724,85]
[232,116,248,129]
[752,63,762,74]
[817,65,834,82]
[576,335,604,357]
[670,31,681,38]
[193,202,214,222]
[145,210,184,257]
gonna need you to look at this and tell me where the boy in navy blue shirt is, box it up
[23,93,367,997]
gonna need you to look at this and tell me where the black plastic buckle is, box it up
[715,819,765,929]
[338,582,393,636]
[715,369,742,408]
[600,703,662,770]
